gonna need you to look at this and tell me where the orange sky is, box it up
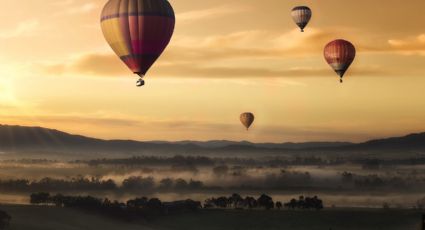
[1,0,425,142]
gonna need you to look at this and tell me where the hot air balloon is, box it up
[100,0,175,87]
[324,39,356,83]
[291,6,312,32]
[240,113,255,130]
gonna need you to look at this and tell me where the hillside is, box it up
[1,124,425,158]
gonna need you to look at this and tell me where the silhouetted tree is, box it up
[159,178,174,189]
[30,192,51,205]
[276,201,282,210]
[122,177,154,190]
[127,197,148,208]
[230,193,243,208]
[257,194,274,210]
[243,196,257,209]
[284,195,323,210]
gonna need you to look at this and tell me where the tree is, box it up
[230,193,243,208]
[122,177,154,190]
[243,196,257,209]
[276,202,283,210]
[257,194,274,210]
[284,196,323,210]
[174,179,189,190]
[127,197,148,209]
[159,178,174,189]
[147,198,163,210]
[215,197,229,208]
[284,198,297,209]
[30,192,51,205]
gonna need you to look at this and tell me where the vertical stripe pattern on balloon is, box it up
[291,6,312,32]
[101,0,175,76]
[324,39,356,79]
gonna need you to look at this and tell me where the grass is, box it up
[0,205,422,230]
[0,205,152,230]
[149,209,422,230]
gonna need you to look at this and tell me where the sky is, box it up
[1,0,425,142]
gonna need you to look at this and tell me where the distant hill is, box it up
[338,132,425,151]
[0,124,351,151]
[1,124,425,158]
[154,140,352,149]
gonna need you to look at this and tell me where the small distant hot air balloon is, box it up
[100,0,175,87]
[324,39,356,83]
[291,6,312,32]
[240,113,255,130]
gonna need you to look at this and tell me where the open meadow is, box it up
[0,205,421,230]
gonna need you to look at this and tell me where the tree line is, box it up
[30,192,202,220]
[77,156,344,167]
[0,176,206,193]
[204,194,323,210]
[29,192,324,220]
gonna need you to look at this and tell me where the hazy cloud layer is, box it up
[38,28,391,78]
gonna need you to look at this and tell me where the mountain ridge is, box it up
[1,124,425,158]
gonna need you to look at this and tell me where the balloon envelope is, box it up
[291,6,312,32]
[100,0,175,78]
[324,39,356,82]
[240,113,255,130]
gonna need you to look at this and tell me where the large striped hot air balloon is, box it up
[291,6,312,32]
[240,113,255,131]
[324,39,356,83]
[100,0,175,87]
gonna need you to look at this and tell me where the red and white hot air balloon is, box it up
[100,0,175,87]
[324,39,356,83]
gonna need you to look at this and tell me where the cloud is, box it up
[37,28,389,78]
[166,28,337,60]
[65,3,98,15]
[387,34,425,55]
[0,19,40,39]
[177,5,248,23]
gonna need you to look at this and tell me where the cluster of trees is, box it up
[353,158,425,167]
[80,156,346,168]
[284,196,324,210]
[1,159,58,164]
[204,194,274,210]
[0,171,421,195]
[0,176,205,193]
[29,192,323,221]
[0,177,117,192]
[82,156,215,167]
[30,193,201,220]
[9,156,425,169]
[204,193,323,211]
[341,172,408,189]
[0,210,11,230]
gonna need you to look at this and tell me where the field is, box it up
[0,205,422,230]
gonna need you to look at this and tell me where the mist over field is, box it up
[1,152,425,209]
